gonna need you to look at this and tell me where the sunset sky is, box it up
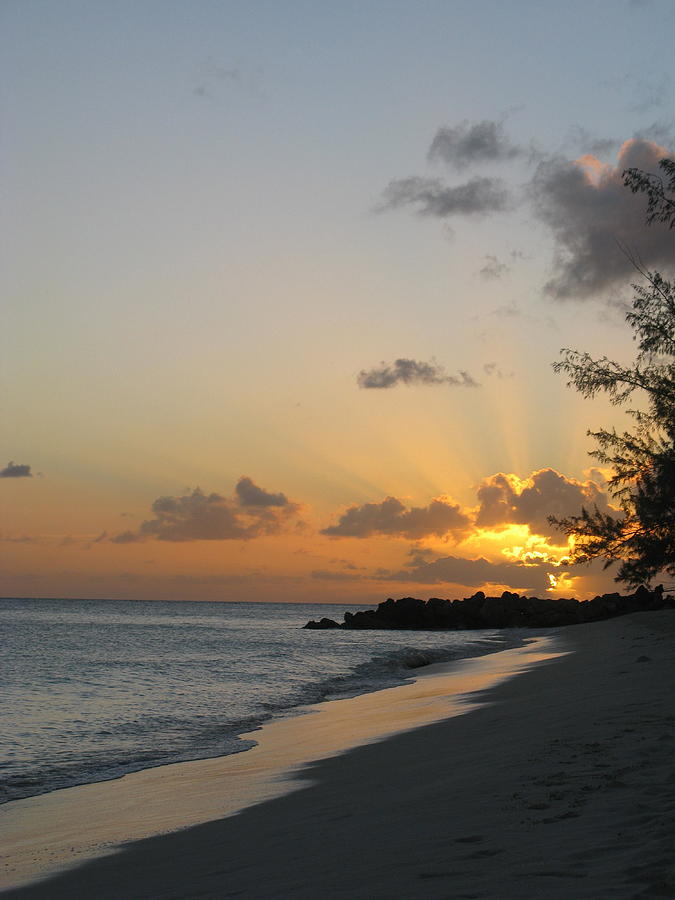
[2,0,674,603]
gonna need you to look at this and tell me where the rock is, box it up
[343,609,381,629]
[302,585,674,631]
[633,585,652,604]
[303,617,340,629]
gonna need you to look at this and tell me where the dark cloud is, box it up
[235,476,289,507]
[111,479,300,543]
[531,139,674,299]
[378,175,510,218]
[357,358,479,389]
[428,119,524,170]
[322,496,471,541]
[475,468,617,538]
[0,461,33,478]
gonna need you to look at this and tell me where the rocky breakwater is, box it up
[304,585,674,630]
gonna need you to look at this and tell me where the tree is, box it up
[550,158,675,587]
[623,157,675,229]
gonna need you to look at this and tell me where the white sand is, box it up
[2,611,674,899]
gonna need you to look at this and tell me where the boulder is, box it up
[302,585,673,631]
[303,617,340,629]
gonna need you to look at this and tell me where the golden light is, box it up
[500,530,573,568]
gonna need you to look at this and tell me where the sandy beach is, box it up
[3,610,675,899]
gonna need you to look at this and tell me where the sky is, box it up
[2,0,674,604]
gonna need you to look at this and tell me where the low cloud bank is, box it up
[383,553,557,594]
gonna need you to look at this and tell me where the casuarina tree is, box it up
[550,157,675,587]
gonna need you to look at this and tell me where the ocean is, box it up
[0,597,521,805]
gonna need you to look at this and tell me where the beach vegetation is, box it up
[550,157,675,587]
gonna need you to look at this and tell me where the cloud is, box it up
[634,121,675,146]
[129,489,250,542]
[378,175,510,218]
[530,139,674,299]
[475,467,617,538]
[382,553,556,593]
[193,60,264,101]
[111,478,300,543]
[311,569,365,582]
[489,301,521,318]
[322,496,472,541]
[235,476,289,507]
[603,72,672,113]
[565,126,619,159]
[0,461,33,478]
[172,571,300,586]
[357,358,479,389]
[478,254,510,280]
[428,119,524,170]
[482,362,514,379]
[110,530,140,544]
[0,532,39,543]
[628,74,671,113]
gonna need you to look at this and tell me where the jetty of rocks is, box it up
[304,585,674,630]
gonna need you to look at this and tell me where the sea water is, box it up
[0,597,521,805]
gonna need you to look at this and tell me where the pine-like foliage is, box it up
[550,159,675,587]
[623,158,675,230]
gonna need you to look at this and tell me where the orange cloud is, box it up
[475,467,617,538]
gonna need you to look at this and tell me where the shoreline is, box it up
[1,626,522,808]
[1,632,558,892]
[3,610,675,898]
